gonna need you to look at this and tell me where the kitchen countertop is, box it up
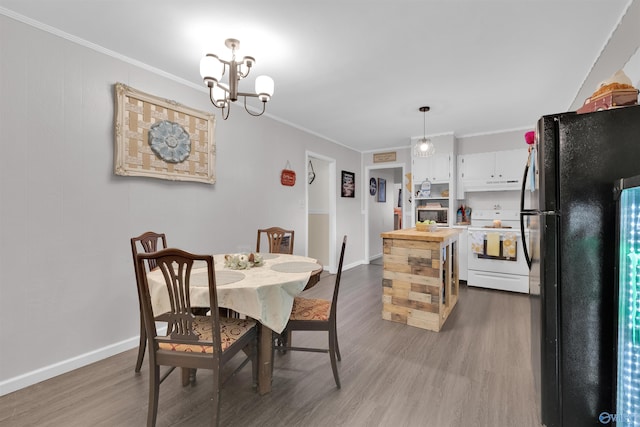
[380,227,460,242]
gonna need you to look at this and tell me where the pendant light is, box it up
[414,106,435,157]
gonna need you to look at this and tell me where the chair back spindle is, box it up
[256,227,295,254]
[137,249,222,352]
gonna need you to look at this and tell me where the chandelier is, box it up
[413,106,435,157]
[199,38,274,120]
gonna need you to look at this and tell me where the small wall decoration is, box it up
[377,178,387,202]
[369,177,377,195]
[341,170,355,198]
[373,151,397,163]
[281,160,296,186]
[308,160,316,184]
[114,83,216,184]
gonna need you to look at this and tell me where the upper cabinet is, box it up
[459,152,495,181]
[459,148,529,193]
[413,152,452,184]
[410,134,457,226]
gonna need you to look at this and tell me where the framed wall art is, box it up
[373,151,397,163]
[114,83,216,184]
[377,178,386,202]
[341,170,355,198]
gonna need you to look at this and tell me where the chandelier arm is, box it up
[237,91,259,99]
[238,66,251,79]
[208,89,221,109]
[243,96,266,117]
[221,104,230,120]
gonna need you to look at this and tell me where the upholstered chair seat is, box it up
[289,297,331,321]
[158,317,257,354]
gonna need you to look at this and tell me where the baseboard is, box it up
[368,253,383,263]
[343,260,364,271]
[0,325,167,397]
[0,339,133,397]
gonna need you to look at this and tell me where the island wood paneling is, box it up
[381,228,459,331]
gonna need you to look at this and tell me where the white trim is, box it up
[364,162,407,264]
[342,260,364,272]
[456,125,534,139]
[305,151,337,274]
[0,337,135,397]
[0,324,168,397]
[369,253,383,262]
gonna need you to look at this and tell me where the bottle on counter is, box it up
[456,205,463,224]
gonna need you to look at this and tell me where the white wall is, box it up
[0,15,363,394]
[308,157,330,265]
[457,129,531,155]
[367,169,397,259]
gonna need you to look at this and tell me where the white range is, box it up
[467,209,529,293]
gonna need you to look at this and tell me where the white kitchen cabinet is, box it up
[413,152,451,184]
[456,155,464,200]
[495,149,528,181]
[461,149,527,181]
[459,152,495,181]
[459,148,528,192]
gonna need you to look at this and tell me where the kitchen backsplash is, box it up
[462,190,521,213]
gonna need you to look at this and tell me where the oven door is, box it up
[468,228,529,277]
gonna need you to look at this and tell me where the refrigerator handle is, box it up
[520,150,531,212]
[520,152,532,270]
[521,212,532,270]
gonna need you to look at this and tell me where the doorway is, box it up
[365,163,407,264]
[306,152,337,273]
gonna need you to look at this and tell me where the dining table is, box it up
[146,252,323,394]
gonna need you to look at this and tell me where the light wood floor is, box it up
[0,264,541,427]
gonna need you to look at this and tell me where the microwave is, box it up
[417,207,448,225]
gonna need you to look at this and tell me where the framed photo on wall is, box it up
[341,170,355,198]
[377,178,386,202]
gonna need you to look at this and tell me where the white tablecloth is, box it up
[146,253,320,334]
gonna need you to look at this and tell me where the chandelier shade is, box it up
[413,106,435,158]
[255,75,275,102]
[199,38,274,120]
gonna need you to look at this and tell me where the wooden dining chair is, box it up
[130,231,168,373]
[135,248,258,427]
[275,235,347,388]
[256,227,295,254]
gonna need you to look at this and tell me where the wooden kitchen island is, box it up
[380,227,460,332]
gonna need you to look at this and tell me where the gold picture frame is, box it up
[114,83,216,184]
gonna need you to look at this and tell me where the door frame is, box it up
[305,151,337,273]
[364,162,407,263]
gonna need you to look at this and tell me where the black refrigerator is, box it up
[521,104,640,427]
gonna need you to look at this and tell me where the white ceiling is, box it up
[0,0,634,152]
